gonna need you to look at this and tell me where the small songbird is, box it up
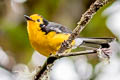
[24,14,114,57]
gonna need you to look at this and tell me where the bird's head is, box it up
[24,14,48,30]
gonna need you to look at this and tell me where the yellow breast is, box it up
[27,21,72,57]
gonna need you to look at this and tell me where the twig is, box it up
[54,50,97,58]
[34,50,97,80]
[34,0,109,80]
[58,0,109,53]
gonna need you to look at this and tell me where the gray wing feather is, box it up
[46,22,72,33]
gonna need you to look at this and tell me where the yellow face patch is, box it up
[30,14,44,25]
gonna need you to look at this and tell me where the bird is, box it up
[24,14,115,57]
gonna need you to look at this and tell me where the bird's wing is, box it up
[44,22,72,34]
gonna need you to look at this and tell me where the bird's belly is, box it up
[31,37,53,57]
[32,42,54,56]
[30,32,71,57]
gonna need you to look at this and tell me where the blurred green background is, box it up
[2,0,120,80]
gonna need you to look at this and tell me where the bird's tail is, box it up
[73,38,115,49]
[79,38,114,44]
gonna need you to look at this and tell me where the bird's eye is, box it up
[37,19,40,22]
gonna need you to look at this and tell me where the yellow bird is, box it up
[24,14,114,57]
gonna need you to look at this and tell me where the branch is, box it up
[54,50,97,58]
[58,0,109,53]
[34,0,110,80]
[34,50,97,80]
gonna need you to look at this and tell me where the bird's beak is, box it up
[24,15,34,21]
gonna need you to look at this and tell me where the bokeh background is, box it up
[0,0,120,80]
